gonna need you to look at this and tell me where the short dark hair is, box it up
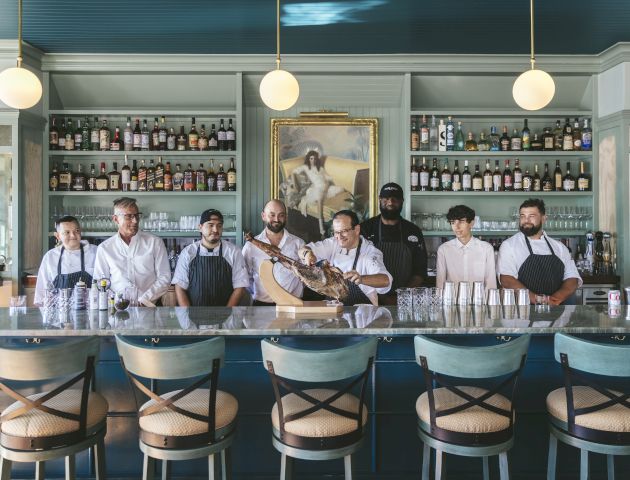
[333,209,359,228]
[519,198,546,215]
[55,215,80,230]
[446,205,475,223]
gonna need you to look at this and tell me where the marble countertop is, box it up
[1,305,629,336]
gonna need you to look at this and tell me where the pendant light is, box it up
[0,0,42,110]
[259,0,299,111]
[512,0,555,111]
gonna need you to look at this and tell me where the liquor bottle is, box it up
[73,119,83,150]
[562,162,575,191]
[95,163,109,191]
[492,160,502,192]
[182,164,194,191]
[521,119,531,150]
[429,115,438,151]
[176,126,187,151]
[562,118,573,151]
[553,159,563,191]
[90,117,100,151]
[522,167,533,192]
[542,163,553,192]
[132,119,142,151]
[454,122,465,151]
[477,132,490,151]
[462,160,472,191]
[110,127,123,151]
[226,118,236,151]
[154,156,165,191]
[504,159,514,191]
[553,120,563,150]
[513,159,523,191]
[121,155,131,192]
[207,160,216,191]
[216,163,227,191]
[172,163,184,191]
[418,115,429,151]
[489,126,500,151]
[122,117,133,151]
[99,120,111,151]
[464,132,478,151]
[138,159,147,192]
[410,120,419,151]
[530,133,543,151]
[164,162,173,191]
[59,163,72,191]
[65,118,75,151]
[72,164,87,191]
[218,119,227,151]
[416,157,428,191]
[451,160,462,192]
[158,116,168,150]
[472,164,483,192]
[499,126,511,151]
[108,162,121,191]
[510,128,522,151]
[572,118,582,151]
[577,161,590,191]
[151,117,160,150]
[445,116,455,151]
[49,117,59,150]
[440,159,452,191]
[196,163,207,191]
[581,119,592,151]
[533,164,542,191]
[410,157,419,191]
[542,127,554,151]
[482,161,493,192]
[49,163,59,190]
[130,159,138,192]
[188,117,199,151]
[167,127,177,151]
[87,164,97,191]
[58,119,66,150]
[146,159,156,191]
[81,117,91,150]
[429,158,441,191]
[141,119,150,151]
[198,124,209,151]
[208,124,218,151]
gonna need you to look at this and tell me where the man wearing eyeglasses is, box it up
[93,197,171,307]
[298,209,392,306]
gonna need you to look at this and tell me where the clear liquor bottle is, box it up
[167,127,177,151]
[445,116,455,151]
[454,122,465,151]
[429,115,438,151]
[123,117,133,151]
[121,155,131,192]
[419,157,429,191]
[489,126,500,151]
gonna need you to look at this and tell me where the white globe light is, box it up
[0,66,43,109]
[259,69,300,111]
[512,69,555,111]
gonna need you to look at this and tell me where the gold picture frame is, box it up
[271,115,378,243]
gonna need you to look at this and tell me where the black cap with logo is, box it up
[200,209,224,225]
[379,182,404,200]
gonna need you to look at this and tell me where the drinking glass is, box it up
[517,288,530,306]
[396,288,413,312]
[412,287,429,310]
[487,288,501,306]
[429,287,443,307]
[442,281,456,306]
[9,295,27,314]
[457,282,471,306]
[502,288,516,306]
[472,282,485,306]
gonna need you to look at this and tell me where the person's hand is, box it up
[548,295,563,306]
[139,298,156,307]
[299,248,316,266]
[343,270,362,285]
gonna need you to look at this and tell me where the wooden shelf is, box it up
[48,191,238,196]
[49,151,237,157]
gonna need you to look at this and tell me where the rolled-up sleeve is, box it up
[139,239,171,303]
[363,248,392,294]
[172,247,192,290]
[483,243,498,289]
[497,243,519,278]
[231,249,250,289]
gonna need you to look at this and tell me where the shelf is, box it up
[410,191,592,197]
[48,191,238,196]
[409,109,592,118]
[423,230,586,237]
[48,231,238,238]
[48,109,237,117]
[408,151,592,157]
[48,151,237,157]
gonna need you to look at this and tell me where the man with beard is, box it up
[497,198,581,305]
[360,183,427,305]
[172,209,248,306]
[242,199,305,306]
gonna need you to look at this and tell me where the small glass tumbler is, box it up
[457,282,471,306]
[442,282,456,306]
[472,282,485,306]
[502,289,516,306]
[396,288,413,312]
[429,287,443,307]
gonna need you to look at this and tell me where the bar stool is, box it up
[546,333,630,480]
[261,337,377,480]
[115,335,237,480]
[0,337,107,480]
[414,334,531,480]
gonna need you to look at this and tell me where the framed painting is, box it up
[271,114,378,243]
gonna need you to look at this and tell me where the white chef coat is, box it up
[307,236,392,305]
[172,239,249,291]
[242,229,305,303]
[34,241,98,305]
[436,237,497,290]
[93,230,172,305]
[497,231,582,287]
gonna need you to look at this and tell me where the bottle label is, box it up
[130,179,138,191]
[563,179,575,191]
[500,139,510,151]
[430,177,440,189]
[472,178,482,190]
[74,133,82,146]
[124,131,133,146]
[420,130,429,144]
[167,137,176,150]
[110,142,120,151]
[58,136,66,148]
[91,130,99,144]
[544,137,554,149]
[95,178,108,191]
[419,172,429,187]
[578,178,589,190]
[514,171,523,184]
[159,131,167,143]
[173,172,183,190]
[410,171,419,187]
[218,131,227,141]
[133,133,141,148]
[555,174,562,189]
[207,176,215,191]
[72,177,85,191]
[441,174,451,189]
[65,136,74,150]
[110,176,120,190]
[152,133,160,147]
[209,138,218,148]
[573,138,582,150]
[198,138,209,150]
[533,179,541,191]
[463,175,472,190]
[410,133,419,150]
[452,179,461,191]
[59,173,71,186]
[483,175,492,190]
[189,134,199,148]
[217,178,227,191]
[141,134,150,150]
[226,131,235,141]
[562,136,573,150]
[164,174,173,191]
[121,170,131,185]
[49,176,58,189]
[504,175,513,188]
[493,175,502,190]
[99,131,109,150]
[511,139,522,150]
[523,177,532,191]
[582,133,592,150]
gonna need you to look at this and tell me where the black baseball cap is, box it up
[379,182,404,199]
[200,209,224,225]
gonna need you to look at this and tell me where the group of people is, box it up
[35,183,581,308]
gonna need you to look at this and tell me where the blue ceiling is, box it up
[0,0,629,55]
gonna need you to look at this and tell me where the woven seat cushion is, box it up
[271,388,368,438]
[1,390,108,438]
[417,386,512,434]
[547,386,630,433]
[139,389,238,437]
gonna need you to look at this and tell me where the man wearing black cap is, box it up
[360,182,427,304]
[172,209,248,306]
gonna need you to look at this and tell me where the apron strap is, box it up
[523,234,535,255]
[352,238,363,271]
[543,235,557,257]
[57,246,65,277]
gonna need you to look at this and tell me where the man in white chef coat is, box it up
[298,209,392,306]
[242,199,305,306]
[93,197,171,307]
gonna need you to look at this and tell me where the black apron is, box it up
[329,238,372,306]
[374,218,413,303]
[517,235,565,296]
[52,246,92,289]
[187,242,234,306]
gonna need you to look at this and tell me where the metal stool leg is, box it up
[161,460,170,480]
[65,454,76,480]
[221,448,232,480]
[580,449,589,480]
[482,456,489,480]
[94,437,106,480]
[143,454,155,480]
[35,461,45,480]
[0,457,11,480]
[435,449,444,480]
[280,453,294,480]
[607,455,615,480]
[344,455,352,480]
[208,454,219,480]
[547,433,557,480]
[422,444,430,480]
[499,452,509,480]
